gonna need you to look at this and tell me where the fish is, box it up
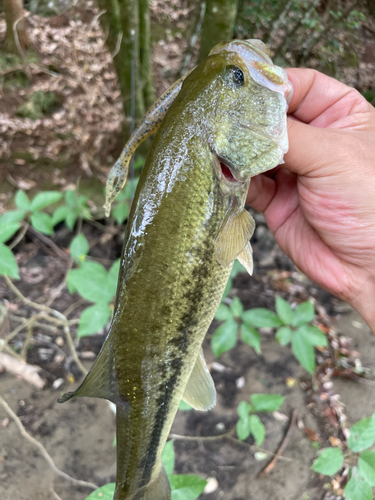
[58,39,292,500]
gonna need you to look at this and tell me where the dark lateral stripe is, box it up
[140,357,183,487]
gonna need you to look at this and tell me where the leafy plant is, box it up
[162,440,207,500]
[52,189,91,229]
[212,295,261,358]
[67,234,120,337]
[311,413,375,500]
[236,393,285,445]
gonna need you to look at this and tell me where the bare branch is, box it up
[0,396,97,489]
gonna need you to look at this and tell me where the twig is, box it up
[50,488,63,500]
[0,396,97,489]
[9,222,29,250]
[112,31,123,59]
[258,409,297,477]
[63,297,87,317]
[4,277,87,375]
[27,226,68,260]
[21,315,37,360]
[0,313,42,352]
[170,428,293,462]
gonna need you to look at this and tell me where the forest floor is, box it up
[1,2,375,500]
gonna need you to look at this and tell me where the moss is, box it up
[15,91,64,120]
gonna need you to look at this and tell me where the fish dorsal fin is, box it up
[237,242,254,276]
[182,349,216,411]
[57,337,127,409]
[214,207,255,266]
[104,69,194,216]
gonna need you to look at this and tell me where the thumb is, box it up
[284,118,346,177]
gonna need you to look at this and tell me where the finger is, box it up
[286,68,371,127]
[246,173,276,213]
[284,118,344,177]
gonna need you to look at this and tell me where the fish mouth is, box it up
[214,154,244,185]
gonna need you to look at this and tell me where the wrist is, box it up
[349,275,375,334]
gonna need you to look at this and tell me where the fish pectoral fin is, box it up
[58,337,127,409]
[237,242,254,276]
[182,349,216,411]
[214,207,255,266]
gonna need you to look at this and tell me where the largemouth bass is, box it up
[59,39,292,500]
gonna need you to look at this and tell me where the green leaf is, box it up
[291,330,315,374]
[113,202,129,225]
[0,210,25,224]
[230,297,243,318]
[250,394,285,412]
[359,450,375,486]
[249,414,265,446]
[297,324,328,347]
[275,296,293,324]
[291,301,315,327]
[242,308,282,328]
[162,440,175,476]
[170,475,207,500]
[348,415,375,452]
[211,319,238,358]
[77,303,111,337]
[30,191,62,212]
[15,190,31,211]
[237,400,252,420]
[241,323,261,354]
[215,303,232,321]
[178,400,192,411]
[67,261,114,303]
[30,212,54,235]
[84,483,115,500]
[70,234,89,262]
[108,259,121,297]
[65,189,77,206]
[66,212,77,230]
[237,415,251,441]
[344,469,373,500]
[52,205,70,225]
[311,448,344,475]
[0,243,19,278]
[0,223,20,243]
[275,326,292,346]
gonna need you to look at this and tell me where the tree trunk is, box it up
[198,0,239,62]
[139,0,155,108]
[4,0,29,53]
[97,0,154,139]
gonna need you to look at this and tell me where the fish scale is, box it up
[58,39,292,500]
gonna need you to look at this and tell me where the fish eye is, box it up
[228,66,244,86]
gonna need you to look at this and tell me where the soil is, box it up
[1,219,375,500]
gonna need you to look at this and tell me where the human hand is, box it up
[246,68,375,332]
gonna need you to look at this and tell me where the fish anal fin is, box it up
[214,208,255,266]
[58,338,127,409]
[182,349,216,411]
[237,242,253,276]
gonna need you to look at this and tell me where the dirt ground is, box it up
[1,220,374,500]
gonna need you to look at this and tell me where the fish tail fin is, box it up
[114,467,171,500]
[139,467,171,500]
